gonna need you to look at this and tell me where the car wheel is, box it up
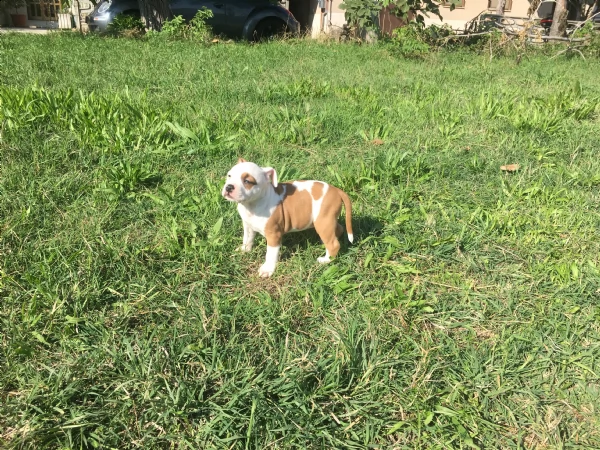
[252,18,287,41]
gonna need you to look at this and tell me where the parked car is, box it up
[463,13,505,34]
[537,1,600,34]
[86,0,300,40]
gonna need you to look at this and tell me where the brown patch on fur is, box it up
[241,172,257,187]
[337,188,353,238]
[314,186,344,258]
[311,182,324,200]
[265,183,314,246]
[264,182,353,260]
[274,183,286,196]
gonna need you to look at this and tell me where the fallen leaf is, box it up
[371,139,384,145]
[211,38,220,43]
[500,164,520,172]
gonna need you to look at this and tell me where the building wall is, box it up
[306,0,536,37]
[305,0,537,36]
[424,0,536,29]
[309,0,346,37]
[2,5,59,28]
[1,0,95,29]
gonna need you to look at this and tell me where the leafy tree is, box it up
[340,0,458,32]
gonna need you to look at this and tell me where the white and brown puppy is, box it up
[222,158,354,277]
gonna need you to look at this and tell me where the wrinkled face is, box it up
[222,160,277,204]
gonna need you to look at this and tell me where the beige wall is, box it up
[1,1,92,29]
[424,0,535,29]
[2,5,59,28]
[310,0,537,36]
[309,0,346,37]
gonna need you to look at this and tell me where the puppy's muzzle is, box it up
[225,184,235,194]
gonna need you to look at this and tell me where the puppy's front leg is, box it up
[259,233,282,278]
[237,221,256,252]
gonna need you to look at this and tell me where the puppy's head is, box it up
[222,158,278,204]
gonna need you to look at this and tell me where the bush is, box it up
[150,9,213,41]
[419,24,454,44]
[390,23,432,58]
[106,13,145,36]
[573,21,600,58]
[339,0,381,32]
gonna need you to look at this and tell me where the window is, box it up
[27,0,61,20]
[442,0,466,9]
[488,0,512,11]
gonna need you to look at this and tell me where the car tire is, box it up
[252,17,287,41]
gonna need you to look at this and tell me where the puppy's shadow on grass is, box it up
[141,174,163,189]
[353,215,385,238]
[278,214,384,260]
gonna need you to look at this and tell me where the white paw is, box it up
[317,256,331,264]
[259,264,275,278]
[236,244,253,252]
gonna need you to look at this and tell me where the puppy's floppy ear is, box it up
[262,167,278,188]
[237,157,247,164]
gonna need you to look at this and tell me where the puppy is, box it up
[222,158,353,277]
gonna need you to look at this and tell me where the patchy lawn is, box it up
[1,33,600,448]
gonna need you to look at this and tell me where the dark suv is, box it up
[86,0,299,40]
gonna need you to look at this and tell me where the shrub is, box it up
[151,9,213,41]
[339,0,381,32]
[390,23,431,58]
[106,13,145,36]
[573,21,600,58]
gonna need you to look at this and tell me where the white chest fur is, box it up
[237,203,270,235]
[236,185,284,236]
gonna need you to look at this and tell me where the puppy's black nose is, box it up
[225,184,234,193]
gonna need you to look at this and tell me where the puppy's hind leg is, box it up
[314,219,341,264]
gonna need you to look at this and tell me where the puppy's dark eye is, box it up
[244,179,257,186]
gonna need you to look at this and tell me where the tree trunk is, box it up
[496,0,507,15]
[587,0,600,19]
[549,0,568,37]
[527,0,541,17]
[137,0,172,31]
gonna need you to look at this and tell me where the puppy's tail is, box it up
[338,189,354,243]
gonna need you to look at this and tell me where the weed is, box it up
[98,159,159,201]
[266,106,326,145]
[390,23,431,58]
[259,78,332,102]
[150,9,214,41]
[106,13,145,36]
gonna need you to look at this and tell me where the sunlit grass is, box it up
[1,33,600,448]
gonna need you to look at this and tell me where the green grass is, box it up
[1,33,600,449]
